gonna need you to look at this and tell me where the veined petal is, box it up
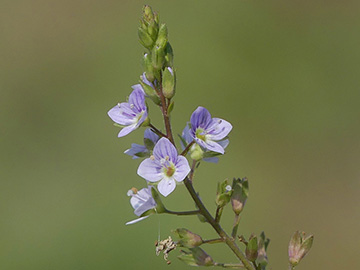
[108,104,134,126]
[125,216,149,225]
[190,106,212,131]
[157,179,176,197]
[131,84,145,95]
[203,157,219,163]
[203,140,225,154]
[137,158,163,182]
[218,139,229,149]
[174,156,191,182]
[153,137,178,163]
[118,124,137,137]
[129,89,146,113]
[208,118,232,141]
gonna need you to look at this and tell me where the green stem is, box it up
[157,84,175,145]
[231,214,241,239]
[215,206,224,223]
[164,209,200,216]
[149,123,167,138]
[181,141,195,156]
[203,238,224,244]
[183,177,255,270]
[214,262,245,269]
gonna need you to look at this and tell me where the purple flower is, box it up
[190,106,232,154]
[124,129,160,159]
[125,186,157,225]
[137,137,191,197]
[107,88,148,137]
[181,123,229,163]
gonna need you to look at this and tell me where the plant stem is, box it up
[149,123,167,138]
[157,85,175,145]
[184,177,255,270]
[181,141,195,156]
[231,214,241,239]
[203,238,224,244]
[188,159,197,183]
[215,206,224,223]
[164,209,200,216]
[214,262,245,269]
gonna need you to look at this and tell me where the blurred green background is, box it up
[1,0,359,269]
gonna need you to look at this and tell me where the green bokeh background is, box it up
[1,1,359,269]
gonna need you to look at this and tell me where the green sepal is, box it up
[138,27,154,49]
[151,187,166,214]
[230,177,249,215]
[144,138,155,150]
[142,54,155,82]
[139,81,161,105]
[256,231,269,268]
[167,100,175,115]
[178,247,214,266]
[113,123,125,128]
[246,235,258,262]
[155,23,168,48]
[151,45,165,70]
[162,67,175,99]
[216,179,233,208]
[164,42,174,66]
[173,228,203,248]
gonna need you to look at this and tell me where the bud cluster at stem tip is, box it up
[138,5,176,100]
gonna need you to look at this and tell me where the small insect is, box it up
[155,236,177,264]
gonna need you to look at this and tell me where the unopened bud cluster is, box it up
[138,5,175,100]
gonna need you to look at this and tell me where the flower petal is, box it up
[190,106,212,132]
[124,143,148,159]
[153,137,178,163]
[174,156,191,182]
[137,158,163,182]
[157,179,176,197]
[125,216,149,225]
[108,104,134,126]
[144,129,159,143]
[118,124,137,137]
[129,88,146,113]
[203,140,225,154]
[208,118,233,141]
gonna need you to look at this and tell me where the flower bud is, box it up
[288,231,314,267]
[138,27,154,49]
[245,235,258,262]
[142,5,154,24]
[152,45,165,70]
[216,179,233,208]
[257,231,270,267]
[156,23,168,49]
[162,67,175,99]
[164,42,174,67]
[189,143,204,161]
[178,247,214,266]
[142,53,155,82]
[230,177,249,215]
[174,228,203,248]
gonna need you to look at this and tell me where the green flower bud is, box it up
[142,53,155,82]
[189,144,204,161]
[138,27,154,49]
[164,42,174,66]
[245,235,258,262]
[152,45,165,70]
[162,67,175,99]
[142,5,154,24]
[178,247,214,267]
[156,23,168,49]
[230,177,249,215]
[147,20,158,41]
[216,179,233,208]
[288,231,314,267]
[174,228,203,248]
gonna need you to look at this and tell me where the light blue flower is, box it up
[137,137,191,197]
[125,186,157,225]
[190,106,232,154]
[108,88,148,137]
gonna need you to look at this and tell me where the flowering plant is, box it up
[107,6,313,270]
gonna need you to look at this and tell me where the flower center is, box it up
[195,128,207,141]
[165,166,175,177]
